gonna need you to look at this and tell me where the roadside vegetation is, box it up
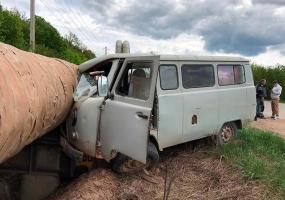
[216,128,285,198]
[0,4,95,64]
[252,64,285,101]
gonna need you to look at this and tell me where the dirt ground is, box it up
[52,145,265,200]
[251,118,285,138]
[251,101,285,138]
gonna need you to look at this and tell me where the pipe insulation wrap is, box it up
[0,43,77,164]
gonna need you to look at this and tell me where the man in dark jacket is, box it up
[255,79,267,120]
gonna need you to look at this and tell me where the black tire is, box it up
[111,142,159,174]
[146,141,159,169]
[216,122,237,145]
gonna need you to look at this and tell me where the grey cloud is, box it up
[198,6,285,55]
[252,0,285,5]
[64,0,285,56]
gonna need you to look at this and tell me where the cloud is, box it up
[1,0,285,65]
[198,5,285,55]
[73,0,285,56]
[252,0,285,5]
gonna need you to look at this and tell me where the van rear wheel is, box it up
[216,122,237,145]
[111,142,159,174]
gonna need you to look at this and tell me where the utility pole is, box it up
[29,0,35,52]
[104,46,108,55]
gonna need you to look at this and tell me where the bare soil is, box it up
[251,118,285,138]
[52,145,266,200]
[254,101,285,138]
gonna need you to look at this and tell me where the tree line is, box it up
[252,64,285,101]
[0,5,95,64]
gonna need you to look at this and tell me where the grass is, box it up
[215,128,285,198]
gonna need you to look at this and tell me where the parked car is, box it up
[61,54,256,173]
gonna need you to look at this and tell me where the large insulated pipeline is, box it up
[0,43,77,164]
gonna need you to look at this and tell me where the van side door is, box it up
[216,63,249,127]
[156,63,183,149]
[100,56,159,163]
[181,62,219,142]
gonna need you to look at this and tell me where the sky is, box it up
[1,0,285,66]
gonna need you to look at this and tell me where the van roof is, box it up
[79,53,249,72]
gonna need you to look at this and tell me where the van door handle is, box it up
[136,112,148,120]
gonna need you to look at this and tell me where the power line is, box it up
[65,0,98,40]
[41,0,92,44]
[58,0,95,45]
[38,0,79,37]
[39,0,93,47]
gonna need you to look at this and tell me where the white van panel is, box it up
[245,64,256,121]
[217,63,255,129]
[246,86,256,121]
[182,88,219,141]
[157,94,183,148]
[217,86,247,128]
[101,100,152,162]
[69,97,104,156]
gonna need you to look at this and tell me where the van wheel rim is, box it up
[121,159,150,173]
[221,125,234,143]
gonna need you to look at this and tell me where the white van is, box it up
[61,54,256,173]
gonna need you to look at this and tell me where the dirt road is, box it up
[262,101,285,119]
[251,101,285,138]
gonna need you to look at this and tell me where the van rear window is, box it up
[181,64,215,88]
[218,65,245,86]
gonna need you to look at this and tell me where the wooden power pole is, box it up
[30,0,35,52]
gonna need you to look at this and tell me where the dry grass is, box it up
[52,142,267,200]
[114,147,265,200]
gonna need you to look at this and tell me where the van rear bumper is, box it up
[60,137,83,161]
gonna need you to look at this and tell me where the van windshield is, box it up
[73,73,97,102]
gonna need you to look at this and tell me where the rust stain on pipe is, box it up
[0,43,77,164]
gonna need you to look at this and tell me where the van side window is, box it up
[234,65,245,84]
[181,64,215,88]
[116,62,152,100]
[159,65,178,90]
[218,65,245,86]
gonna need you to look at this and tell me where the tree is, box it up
[66,32,82,48]
[34,16,64,55]
[0,9,28,49]
[0,4,95,64]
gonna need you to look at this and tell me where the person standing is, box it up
[255,79,267,120]
[271,80,282,120]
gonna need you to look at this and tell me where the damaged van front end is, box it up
[61,58,115,161]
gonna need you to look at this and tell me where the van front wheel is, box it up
[216,122,237,145]
[111,142,159,174]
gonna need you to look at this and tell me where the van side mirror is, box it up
[98,76,108,97]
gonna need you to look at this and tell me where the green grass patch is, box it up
[215,128,285,197]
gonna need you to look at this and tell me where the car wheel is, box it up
[111,142,159,174]
[216,122,237,145]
